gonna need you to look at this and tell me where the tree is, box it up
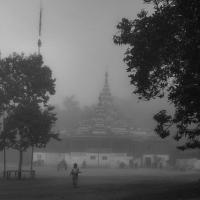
[55,97,97,135]
[56,96,82,132]
[3,106,31,179]
[0,53,55,105]
[0,53,16,177]
[81,105,95,121]
[0,118,15,178]
[0,53,58,179]
[28,104,59,171]
[3,102,59,173]
[0,52,16,176]
[113,0,200,149]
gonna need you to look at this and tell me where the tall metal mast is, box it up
[38,1,43,55]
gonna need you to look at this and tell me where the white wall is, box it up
[33,152,132,168]
[33,152,65,166]
[176,158,200,170]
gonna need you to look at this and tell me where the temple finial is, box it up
[105,71,108,85]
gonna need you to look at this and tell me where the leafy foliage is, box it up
[0,53,55,107]
[3,102,59,151]
[0,53,58,151]
[56,96,82,132]
[113,0,200,149]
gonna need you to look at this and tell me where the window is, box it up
[102,156,108,160]
[90,155,96,160]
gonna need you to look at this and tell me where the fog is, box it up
[1,1,200,199]
[0,0,198,167]
[0,0,176,169]
[0,0,151,106]
[0,0,173,129]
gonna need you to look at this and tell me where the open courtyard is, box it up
[0,168,200,200]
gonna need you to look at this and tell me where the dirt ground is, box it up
[0,168,200,200]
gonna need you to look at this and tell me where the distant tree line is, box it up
[55,95,138,134]
[0,53,59,179]
[55,95,95,133]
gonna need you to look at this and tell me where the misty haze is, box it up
[0,0,200,200]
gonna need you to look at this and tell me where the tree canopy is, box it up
[0,53,58,152]
[0,53,59,179]
[0,53,55,106]
[113,0,200,149]
[3,102,59,151]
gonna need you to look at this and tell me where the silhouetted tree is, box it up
[0,52,16,176]
[3,102,59,173]
[28,105,59,171]
[114,0,200,149]
[0,53,58,179]
[0,118,15,178]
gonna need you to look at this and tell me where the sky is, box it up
[0,0,151,107]
[0,0,173,130]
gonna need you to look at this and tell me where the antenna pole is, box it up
[38,0,43,55]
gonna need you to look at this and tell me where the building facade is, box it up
[33,72,173,168]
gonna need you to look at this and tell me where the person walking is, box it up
[70,163,81,188]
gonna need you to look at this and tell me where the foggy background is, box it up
[1,1,200,200]
[0,0,172,130]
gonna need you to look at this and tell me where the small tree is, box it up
[0,53,14,177]
[0,123,15,178]
[3,102,59,177]
[0,53,57,179]
[29,105,60,171]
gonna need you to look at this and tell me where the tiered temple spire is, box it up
[77,72,130,135]
[92,72,114,134]
[98,72,113,108]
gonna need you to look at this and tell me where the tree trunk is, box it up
[30,146,34,171]
[3,147,6,179]
[2,116,6,179]
[18,150,23,180]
